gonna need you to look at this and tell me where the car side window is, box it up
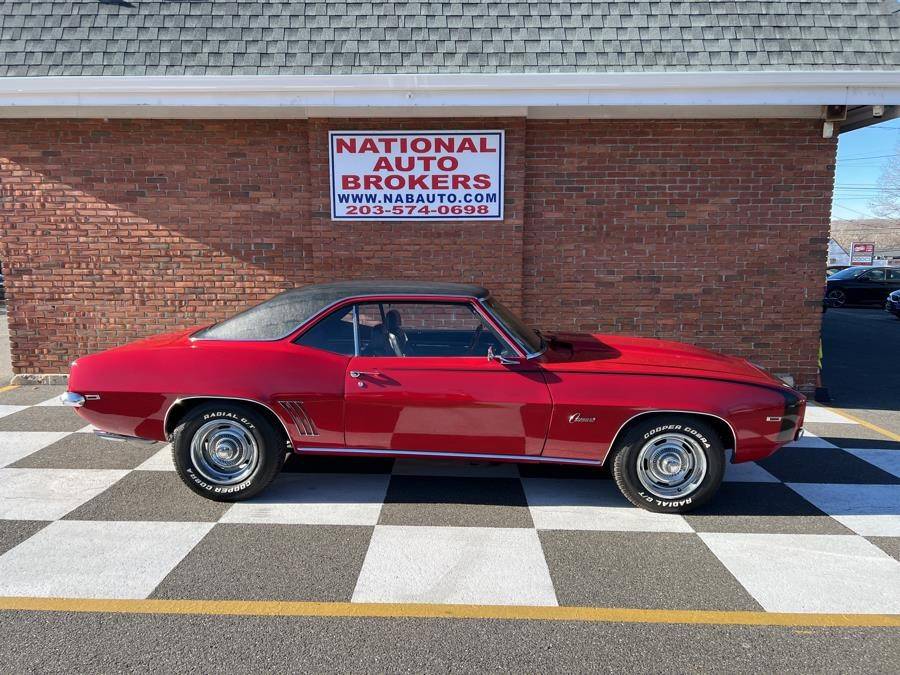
[294,307,355,355]
[863,269,886,281]
[887,269,900,281]
[355,302,509,358]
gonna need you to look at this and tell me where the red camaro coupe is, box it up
[63,281,805,513]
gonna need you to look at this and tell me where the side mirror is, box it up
[487,344,520,365]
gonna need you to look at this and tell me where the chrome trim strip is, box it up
[163,395,294,443]
[295,446,603,465]
[607,410,738,460]
[60,392,85,407]
[93,430,157,444]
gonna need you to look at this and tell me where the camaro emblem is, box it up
[568,412,596,424]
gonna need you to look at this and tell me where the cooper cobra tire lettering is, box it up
[173,402,285,503]
[613,415,725,514]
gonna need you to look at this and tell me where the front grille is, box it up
[278,400,319,437]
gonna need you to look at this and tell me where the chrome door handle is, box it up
[350,370,379,378]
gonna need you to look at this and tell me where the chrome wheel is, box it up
[636,433,708,499]
[827,289,846,307]
[189,419,259,485]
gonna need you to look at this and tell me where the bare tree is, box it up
[871,140,900,222]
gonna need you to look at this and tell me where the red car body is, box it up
[67,285,805,469]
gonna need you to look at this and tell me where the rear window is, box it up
[827,267,867,280]
[194,291,324,341]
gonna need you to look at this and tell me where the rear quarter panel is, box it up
[541,371,795,463]
[68,340,348,444]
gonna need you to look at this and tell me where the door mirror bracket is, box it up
[487,345,521,365]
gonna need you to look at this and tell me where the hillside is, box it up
[830,219,900,251]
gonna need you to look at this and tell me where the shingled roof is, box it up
[1,1,898,77]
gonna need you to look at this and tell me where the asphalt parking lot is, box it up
[0,309,897,671]
[0,385,897,671]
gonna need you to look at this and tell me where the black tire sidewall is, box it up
[612,416,725,513]
[172,403,284,502]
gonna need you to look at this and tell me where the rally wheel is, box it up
[611,415,725,513]
[172,402,285,501]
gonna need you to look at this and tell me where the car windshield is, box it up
[828,267,867,280]
[484,297,544,355]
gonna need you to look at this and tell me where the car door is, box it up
[859,268,888,304]
[343,300,552,456]
[887,268,900,295]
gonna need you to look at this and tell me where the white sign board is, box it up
[329,131,504,221]
[849,242,875,266]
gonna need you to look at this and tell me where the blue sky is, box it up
[833,118,900,220]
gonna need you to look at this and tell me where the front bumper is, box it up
[59,392,85,407]
[885,299,900,316]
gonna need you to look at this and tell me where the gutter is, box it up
[0,71,898,114]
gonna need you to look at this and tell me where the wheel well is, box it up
[165,397,291,447]
[610,411,736,454]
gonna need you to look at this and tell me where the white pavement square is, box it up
[803,406,856,425]
[700,532,900,614]
[723,458,779,483]
[0,468,127,520]
[0,520,214,599]
[352,525,558,606]
[787,483,900,536]
[135,445,175,472]
[785,432,840,449]
[35,396,65,407]
[522,479,693,532]
[844,448,900,479]
[0,405,28,419]
[0,431,70,468]
[220,472,390,525]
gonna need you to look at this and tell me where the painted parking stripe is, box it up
[0,597,896,627]
[823,408,900,443]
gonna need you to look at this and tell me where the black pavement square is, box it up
[868,536,900,562]
[684,483,853,534]
[515,462,609,480]
[10,433,160,470]
[283,453,395,474]
[539,530,761,611]
[0,520,47,556]
[63,471,230,522]
[758,447,900,484]
[0,407,87,433]
[152,523,373,601]
[379,475,533,527]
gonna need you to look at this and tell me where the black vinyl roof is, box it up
[195,280,489,341]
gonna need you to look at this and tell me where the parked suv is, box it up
[825,266,900,308]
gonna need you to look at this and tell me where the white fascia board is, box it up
[0,71,898,113]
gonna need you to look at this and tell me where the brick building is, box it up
[1,1,899,390]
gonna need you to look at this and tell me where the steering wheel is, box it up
[467,323,485,355]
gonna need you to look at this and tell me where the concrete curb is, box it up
[11,373,69,385]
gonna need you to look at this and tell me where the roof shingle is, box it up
[0,0,897,77]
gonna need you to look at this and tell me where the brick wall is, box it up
[0,117,834,389]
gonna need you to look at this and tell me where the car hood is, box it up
[544,332,785,387]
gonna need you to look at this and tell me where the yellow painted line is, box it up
[0,597,897,627]
[823,407,900,443]
[0,384,19,393]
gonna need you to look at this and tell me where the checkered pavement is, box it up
[0,386,898,614]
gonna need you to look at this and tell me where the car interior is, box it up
[296,302,508,357]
